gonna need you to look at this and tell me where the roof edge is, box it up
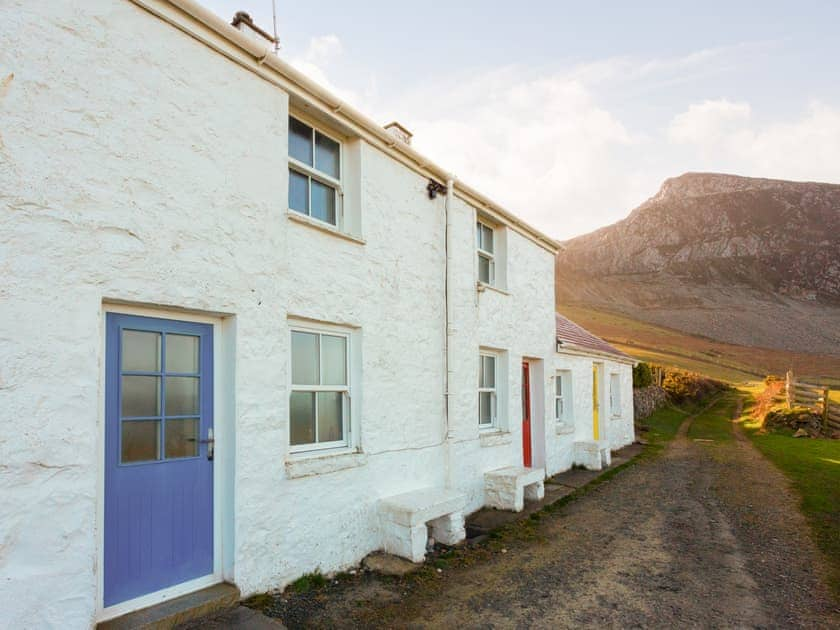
[128,0,561,254]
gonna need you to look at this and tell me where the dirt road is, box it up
[258,397,839,628]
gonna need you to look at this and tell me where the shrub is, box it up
[661,368,725,403]
[633,362,653,388]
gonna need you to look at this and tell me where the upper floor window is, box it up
[290,328,349,451]
[288,116,341,227]
[478,353,498,428]
[476,220,495,285]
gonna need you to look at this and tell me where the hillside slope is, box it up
[556,173,840,357]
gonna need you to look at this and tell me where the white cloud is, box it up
[388,66,649,239]
[668,99,752,145]
[288,34,360,105]
[668,99,840,183]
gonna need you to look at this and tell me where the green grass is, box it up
[687,392,739,443]
[738,385,840,600]
[641,404,692,443]
[744,426,840,599]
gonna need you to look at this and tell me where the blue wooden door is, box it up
[104,314,214,607]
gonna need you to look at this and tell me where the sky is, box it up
[204,1,840,239]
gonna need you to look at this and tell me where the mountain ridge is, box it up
[555,172,840,357]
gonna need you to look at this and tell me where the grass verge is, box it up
[739,385,840,600]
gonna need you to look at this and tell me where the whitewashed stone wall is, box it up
[547,353,635,477]
[0,1,561,628]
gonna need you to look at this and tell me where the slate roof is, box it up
[555,313,632,361]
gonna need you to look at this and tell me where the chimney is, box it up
[384,121,413,146]
[231,11,278,48]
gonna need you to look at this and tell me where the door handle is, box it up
[188,428,214,460]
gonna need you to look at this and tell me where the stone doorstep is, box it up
[467,443,643,535]
[97,583,240,630]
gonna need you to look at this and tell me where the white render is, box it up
[547,351,636,476]
[0,1,631,628]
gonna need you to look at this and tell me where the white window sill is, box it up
[555,422,575,435]
[476,282,510,296]
[287,210,366,245]
[285,449,367,479]
[479,430,513,447]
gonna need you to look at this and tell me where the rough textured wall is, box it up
[547,355,635,476]
[0,1,565,626]
[446,195,558,513]
[633,385,670,420]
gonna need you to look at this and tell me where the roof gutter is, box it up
[555,342,637,366]
[127,0,561,254]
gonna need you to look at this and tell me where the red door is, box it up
[522,362,532,467]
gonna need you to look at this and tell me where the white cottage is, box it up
[0,2,633,627]
[550,314,636,474]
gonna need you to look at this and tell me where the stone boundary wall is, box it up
[634,385,670,421]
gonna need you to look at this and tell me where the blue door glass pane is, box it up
[165,334,199,373]
[311,179,336,225]
[122,330,160,371]
[121,375,161,417]
[166,376,199,416]
[165,418,199,459]
[289,116,313,165]
[121,420,161,463]
[289,169,309,214]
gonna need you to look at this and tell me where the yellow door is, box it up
[592,365,600,440]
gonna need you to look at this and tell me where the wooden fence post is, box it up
[785,370,794,409]
[823,388,830,434]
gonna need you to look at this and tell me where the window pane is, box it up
[291,331,319,385]
[165,418,198,459]
[122,330,160,372]
[290,391,315,445]
[289,117,313,165]
[122,376,161,417]
[481,225,494,253]
[310,179,336,225]
[165,334,199,373]
[121,420,160,463]
[476,222,482,248]
[479,391,493,425]
[289,169,309,214]
[166,376,199,416]
[317,391,343,443]
[556,398,564,419]
[480,355,495,389]
[315,132,340,178]
[321,335,347,386]
[556,376,563,397]
[478,254,491,284]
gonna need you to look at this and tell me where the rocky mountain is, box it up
[555,173,840,356]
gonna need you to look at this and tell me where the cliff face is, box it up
[556,173,840,355]
[558,173,840,299]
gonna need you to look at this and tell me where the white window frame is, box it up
[609,372,621,418]
[476,219,496,286]
[289,326,351,453]
[478,352,498,429]
[288,114,344,230]
[555,370,571,423]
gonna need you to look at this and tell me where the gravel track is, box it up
[264,398,839,628]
